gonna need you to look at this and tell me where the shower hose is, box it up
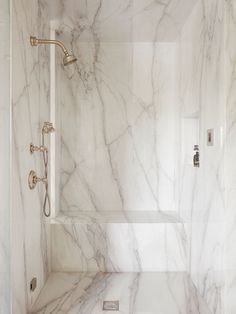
[42,133,51,217]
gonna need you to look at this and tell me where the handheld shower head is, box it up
[30,36,77,66]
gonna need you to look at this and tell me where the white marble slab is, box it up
[31,272,211,314]
[177,0,225,313]
[51,220,188,272]
[57,39,180,215]
[12,0,51,312]
[9,0,236,313]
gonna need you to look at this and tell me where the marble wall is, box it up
[0,0,10,313]
[56,2,185,214]
[224,0,236,313]
[177,0,225,313]
[8,0,236,313]
[12,0,51,312]
[47,0,195,275]
[45,0,197,275]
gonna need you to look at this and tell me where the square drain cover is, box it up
[103,300,119,311]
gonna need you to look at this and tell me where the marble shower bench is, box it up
[50,211,189,273]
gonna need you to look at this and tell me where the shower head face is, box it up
[63,54,77,66]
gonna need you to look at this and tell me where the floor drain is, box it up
[103,300,119,311]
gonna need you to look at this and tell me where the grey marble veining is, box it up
[57,40,180,214]
[52,1,228,311]
[54,0,197,42]
[8,0,236,313]
[177,0,225,313]
[51,220,188,272]
[12,0,51,312]
[53,1,196,217]
[31,272,211,314]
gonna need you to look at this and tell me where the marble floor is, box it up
[30,272,211,314]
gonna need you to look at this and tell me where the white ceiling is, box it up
[49,0,197,42]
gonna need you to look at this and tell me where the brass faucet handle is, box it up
[28,170,48,190]
[42,122,55,134]
[30,143,48,154]
[28,170,37,189]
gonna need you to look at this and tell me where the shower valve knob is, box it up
[28,170,47,190]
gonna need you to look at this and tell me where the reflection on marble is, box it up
[31,272,211,314]
[12,0,51,312]
[0,1,10,313]
[51,218,188,272]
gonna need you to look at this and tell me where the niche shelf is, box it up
[51,210,183,224]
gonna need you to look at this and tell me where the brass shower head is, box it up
[30,36,77,66]
[63,54,77,66]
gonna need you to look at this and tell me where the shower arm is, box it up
[30,36,70,56]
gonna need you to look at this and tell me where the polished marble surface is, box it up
[12,0,51,312]
[177,0,225,313]
[58,40,180,215]
[51,220,188,272]
[52,0,190,219]
[31,272,211,314]
[9,0,236,312]
[51,210,187,273]
[53,0,225,309]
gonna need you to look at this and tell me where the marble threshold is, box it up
[30,272,211,314]
[51,211,183,224]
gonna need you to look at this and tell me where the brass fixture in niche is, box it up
[28,122,55,217]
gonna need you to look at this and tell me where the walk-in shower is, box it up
[2,0,236,313]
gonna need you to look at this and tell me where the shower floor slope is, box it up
[30,272,210,314]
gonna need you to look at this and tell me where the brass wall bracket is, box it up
[30,143,48,154]
[30,36,38,46]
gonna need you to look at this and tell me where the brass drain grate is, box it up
[103,300,119,311]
